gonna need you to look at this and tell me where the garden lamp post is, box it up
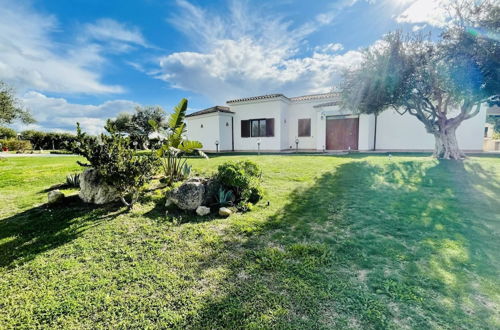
[257,139,261,155]
[215,140,219,153]
[295,138,299,153]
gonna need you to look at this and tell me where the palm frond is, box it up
[168,98,188,130]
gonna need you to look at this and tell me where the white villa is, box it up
[185,92,488,152]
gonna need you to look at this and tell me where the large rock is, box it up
[166,179,205,210]
[48,190,65,204]
[79,168,119,204]
[196,206,211,216]
[219,207,232,217]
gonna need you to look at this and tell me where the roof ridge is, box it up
[226,93,286,104]
[186,105,234,117]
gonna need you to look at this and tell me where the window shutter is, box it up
[266,118,274,137]
[298,118,311,137]
[241,120,250,138]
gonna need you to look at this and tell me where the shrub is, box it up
[21,130,76,150]
[66,173,81,188]
[153,98,207,185]
[0,139,32,151]
[0,126,16,139]
[68,123,159,208]
[215,160,263,205]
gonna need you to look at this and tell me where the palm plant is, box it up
[150,98,207,185]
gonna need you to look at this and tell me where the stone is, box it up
[219,207,232,217]
[166,181,205,211]
[47,190,65,204]
[79,168,119,204]
[203,179,221,205]
[196,206,211,216]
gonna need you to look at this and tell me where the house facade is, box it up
[185,92,487,152]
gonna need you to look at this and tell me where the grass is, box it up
[0,154,499,329]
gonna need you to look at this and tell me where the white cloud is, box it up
[396,0,451,27]
[83,18,150,50]
[315,43,344,53]
[412,24,427,32]
[157,0,362,103]
[12,91,139,135]
[0,1,148,95]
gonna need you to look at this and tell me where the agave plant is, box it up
[66,173,81,188]
[215,187,234,207]
[150,98,207,185]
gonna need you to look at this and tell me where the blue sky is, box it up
[0,0,450,133]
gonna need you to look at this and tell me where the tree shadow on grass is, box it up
[179,158,500,329]
[0,195,125,269]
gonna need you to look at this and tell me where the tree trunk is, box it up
[433,126,465,160]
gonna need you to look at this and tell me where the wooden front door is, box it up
[326,117,359,150]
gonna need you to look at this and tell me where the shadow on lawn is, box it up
[0,195,125,269]
[182,158,500,329]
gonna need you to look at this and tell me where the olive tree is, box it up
[0,81,35,125]
[340,0,499,159]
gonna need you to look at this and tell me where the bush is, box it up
[215,160,263,206]
[68,123,159,208]
[21,130,76,150]
[0,126,16,139]
[0,139,32,151]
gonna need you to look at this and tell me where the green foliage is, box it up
[215,160,263,205]
[0,139,32,151]
[107,106,167,149]
[1,155,500,329]
[340,1,499,159]
[181,163,192,179]
[68,123,158,208]
[215,187,234,207]
[0,126,16,139]
[66,173,81,188]
[21,130,76,150]
[0,81,35,125]
[487,115,500,133]
[153,98,207,185]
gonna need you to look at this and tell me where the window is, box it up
[298,118,311,137]
[241,118,274,137]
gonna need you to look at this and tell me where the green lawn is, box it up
[0,154,499,329]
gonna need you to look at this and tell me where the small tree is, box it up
[107,106,167,149]
[0,81,35,125]
[0,126,16,139]
[69,123,158,209]
[151,98,207,185]
[340,1,499,159]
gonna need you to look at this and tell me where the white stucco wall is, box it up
[186,113,221,152]
[231,99,286,151]
[358,114,375,151]
[375,106,487,151]
[287,101,318,150]
[187,95,488,153]
[218,114,234,151]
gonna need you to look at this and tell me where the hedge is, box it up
[0,139,32,151]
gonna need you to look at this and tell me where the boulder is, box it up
[196,206,211,216]
[219,207,232,217]
[166,180,205,211]
[79,168,119,204]
[47,190,65,204]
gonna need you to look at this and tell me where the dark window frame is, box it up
[250,119,267,137]
[298,118,311,137]
[241,118,274,138]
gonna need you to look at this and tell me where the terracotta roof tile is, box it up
[226,94,285,104]
[289,92,339,101]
